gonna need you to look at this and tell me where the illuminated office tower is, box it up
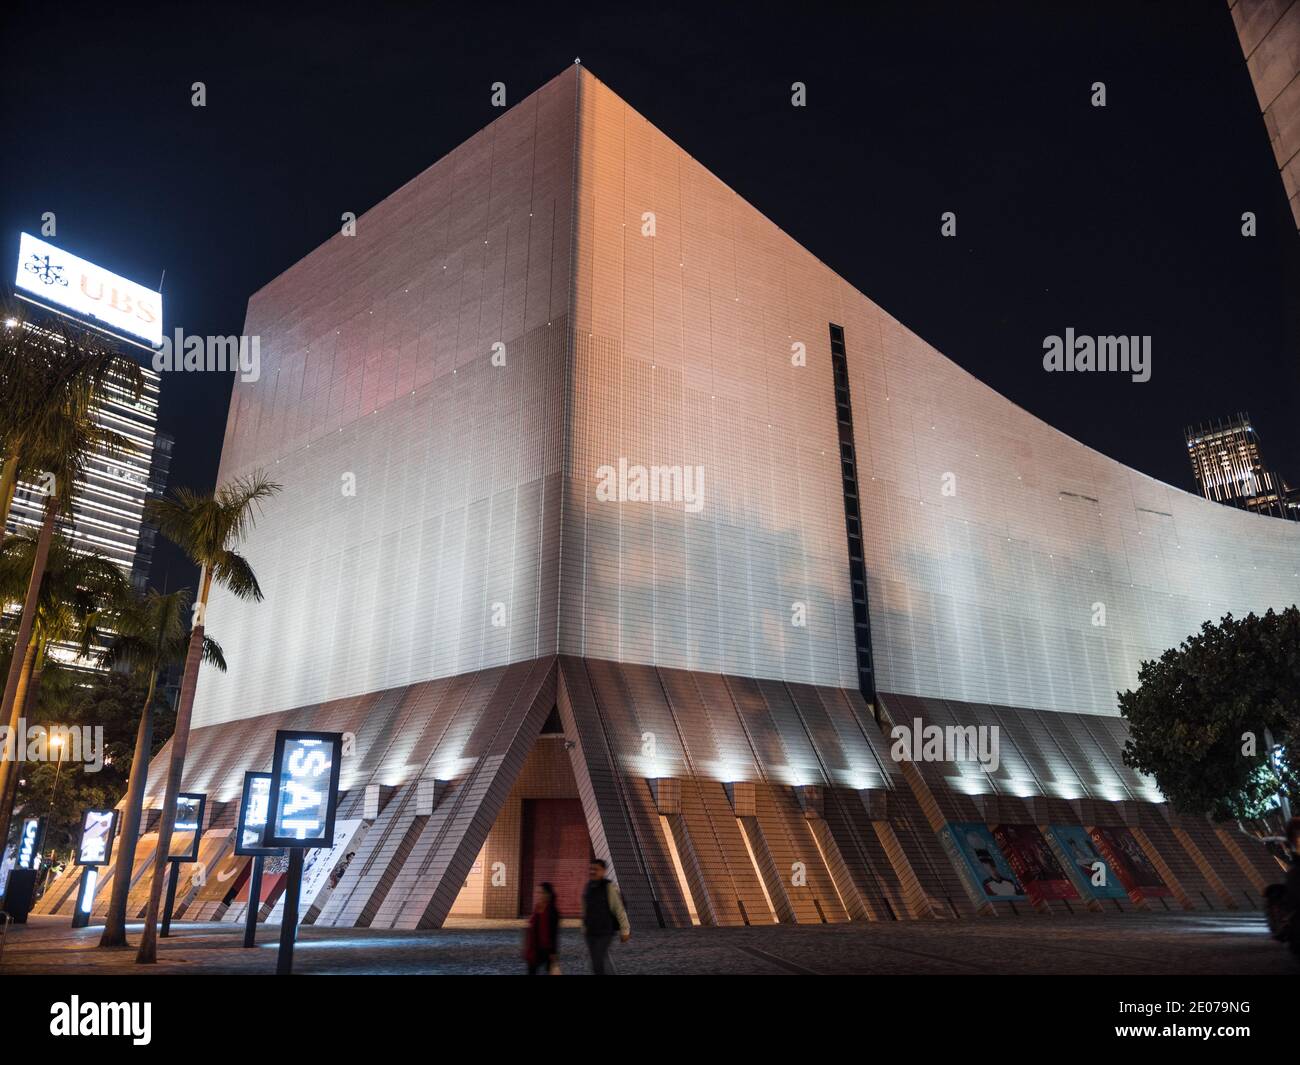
[7,234,170,666]
[71,66,1298,931]
[1185,412,1299,521]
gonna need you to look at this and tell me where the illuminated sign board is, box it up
[75,808,119,866]
[78,868,99,914]
[264,731,342,849]
[167,792,207,862]
[17,816,44,870]
[235,771,284,857]
[14,232,162,347]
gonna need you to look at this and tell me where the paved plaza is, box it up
[2,911,1295,976]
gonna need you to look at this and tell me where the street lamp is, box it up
[43,735,66,873]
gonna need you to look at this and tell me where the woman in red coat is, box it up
[523,882,561,974]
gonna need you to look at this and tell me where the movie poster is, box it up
[1047,825,1129,900]
[1088,826,1171,897]
[267,819,365,921]
[945,822,1026,901]
[991,824,1079,901]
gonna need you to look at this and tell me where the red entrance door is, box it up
[518,798,591,918]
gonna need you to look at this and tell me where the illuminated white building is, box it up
[43,67,1296,929]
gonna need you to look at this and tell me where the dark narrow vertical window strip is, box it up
[829,323,877,721]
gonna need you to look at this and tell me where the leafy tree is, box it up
[0,534,127,848]
[7,670,173,868]
[1120,607,1299,823]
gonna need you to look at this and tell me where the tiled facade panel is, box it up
[563,71,854,687]
[562,658,944,926]
[192,69,577,730]
[566,69,1300,714]
[556,659,693,927]
[377,658,556,929]
[1230,0,1300,229]
[1213,822,1289,892]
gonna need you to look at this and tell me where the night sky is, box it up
[3,0,1297,594]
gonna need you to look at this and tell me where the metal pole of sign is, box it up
[243,854,264,948]
[71,869,93,929]
[161,862,181,937]
[276,848,304,975]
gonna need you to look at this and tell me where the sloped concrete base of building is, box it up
[35,657,1287,931]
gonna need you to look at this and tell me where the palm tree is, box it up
[135,472,280,963]
[0,534,128,851]
[98,589,225,947]
[0,311,143,846]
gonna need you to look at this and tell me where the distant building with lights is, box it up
[40,67,1300,930]
[1186,412,1299,521]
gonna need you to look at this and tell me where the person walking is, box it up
[523,882,561,975]
[581,858,629,975]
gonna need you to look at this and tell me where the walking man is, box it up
[582,858,630,974]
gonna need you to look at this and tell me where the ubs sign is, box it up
[14,232,163,347]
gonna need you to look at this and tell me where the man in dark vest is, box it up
[582,858,630,974]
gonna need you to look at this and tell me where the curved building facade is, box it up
[46,66,1296,930]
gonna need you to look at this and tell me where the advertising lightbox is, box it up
[167,792,207,861]
[17,816,44,870]
[235,771,284,857]
[14,232,163,347]
[264,731,342,849]
[76,808,119,866]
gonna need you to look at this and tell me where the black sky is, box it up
[2,0,1297,594]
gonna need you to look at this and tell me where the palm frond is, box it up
[211,549,263,601]
[201,634,227,672]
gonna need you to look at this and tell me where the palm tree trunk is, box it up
[100,669,157,948]
[0,499,55,853]
[136,567,209,963]
[0,637,38,862]
[0,454,18,529]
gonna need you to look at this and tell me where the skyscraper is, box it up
[7,234,171,667]
[44,66,1299,929]
[1185,412,1299,520]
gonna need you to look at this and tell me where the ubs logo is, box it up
[23,252,67,287]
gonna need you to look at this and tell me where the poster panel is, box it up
[944,822,1027,901]
[76,809,118,866]
[1047,825,1129,900]
[991,823,1079,901]
[267,819,365,921]
[1089,826,1171,897]
[194,853,250,903]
